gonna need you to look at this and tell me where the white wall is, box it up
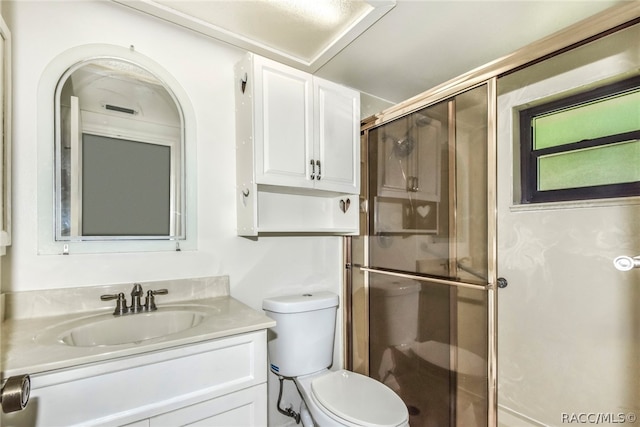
[497,24,640,426]
[3,1,343,425]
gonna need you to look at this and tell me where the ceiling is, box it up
[113,0,631,109]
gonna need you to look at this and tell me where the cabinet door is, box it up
[314,78,360,193]
[150,384,267,427]
[377,116,441,202]
[412,119,441,201]
[253,55,313,188]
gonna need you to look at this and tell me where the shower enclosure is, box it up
[346,82,497,427]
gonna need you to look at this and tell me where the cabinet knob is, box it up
[316,160,321,180]
[310,159,316,180]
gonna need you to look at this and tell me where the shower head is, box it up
[414,113,432,127]
[393,135,415,157]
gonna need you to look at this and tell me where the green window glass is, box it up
[520,76,640,203]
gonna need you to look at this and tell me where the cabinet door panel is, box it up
[377,116,441,202]
[255,59,312,187]
[150,384,266,427]
[315,78,360,193]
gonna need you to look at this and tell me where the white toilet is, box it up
[263,292,409,427]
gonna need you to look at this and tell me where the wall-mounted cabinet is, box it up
[235,53,360,236]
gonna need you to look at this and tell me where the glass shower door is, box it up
[348,82,496,427]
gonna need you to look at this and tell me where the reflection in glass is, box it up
[55,58,184,241]
[81,134,171,236]
[368,86,488,285]
[352,84,491,426]
[368,275,488,426]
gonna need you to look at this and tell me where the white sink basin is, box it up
[61,310,205,347]
[56,308,211,347]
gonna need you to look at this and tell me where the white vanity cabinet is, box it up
[235,53,360,236]
[1,331,268,427]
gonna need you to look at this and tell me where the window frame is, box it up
[520,75,640,204]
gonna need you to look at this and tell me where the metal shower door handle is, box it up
[613,255,640,271]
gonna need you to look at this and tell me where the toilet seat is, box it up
[310,370,408,427]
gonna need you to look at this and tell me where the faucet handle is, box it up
[100,292,128,316]
[144,289,168,311]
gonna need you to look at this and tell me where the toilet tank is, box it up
[262,292,339,378]
[370,280,421,347]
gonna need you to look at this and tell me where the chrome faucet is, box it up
[101,283,169,316]
[129,283,144,314]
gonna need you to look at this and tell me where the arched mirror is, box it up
[55,58,184,241]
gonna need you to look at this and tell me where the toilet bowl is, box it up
[295,369,409,427]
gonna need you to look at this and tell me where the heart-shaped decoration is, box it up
[417,205,431,218]
[340,198,351,213]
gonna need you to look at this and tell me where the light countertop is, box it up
[1,277,275,378]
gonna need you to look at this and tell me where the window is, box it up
[520,75,640,203]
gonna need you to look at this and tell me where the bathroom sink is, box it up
[59,309,208,347]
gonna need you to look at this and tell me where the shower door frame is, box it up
[346,77,498,426]
[343,4,638,426]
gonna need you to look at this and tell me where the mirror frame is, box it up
[38,44,197,254]
[0,14,11,254]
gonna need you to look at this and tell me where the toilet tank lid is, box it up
[262,291,339,313]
